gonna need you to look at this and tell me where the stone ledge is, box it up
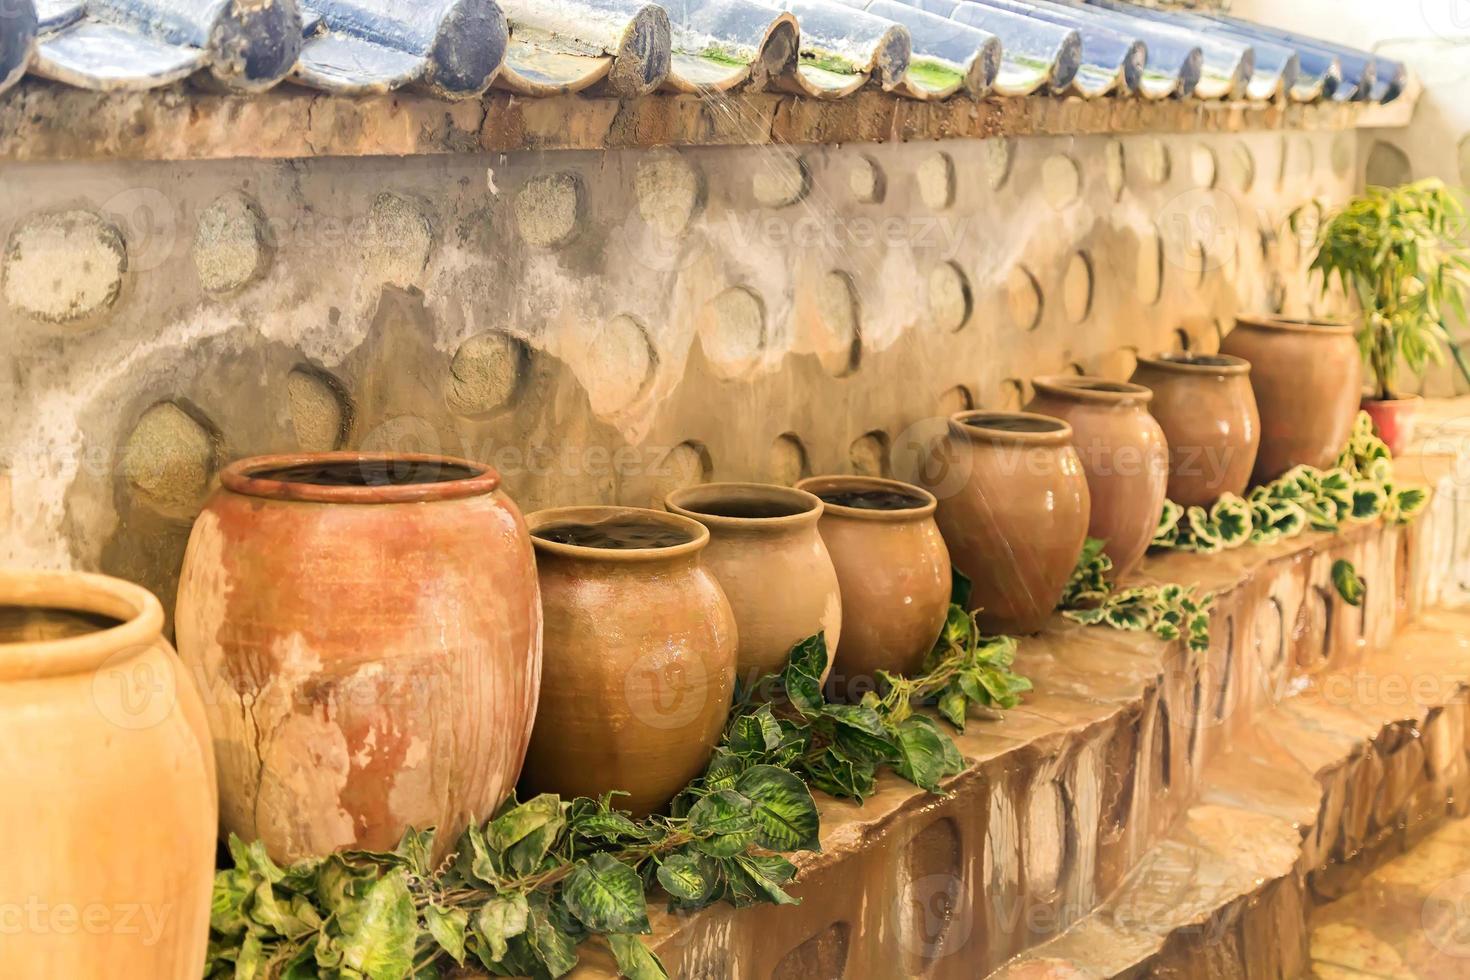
[0,76,1418,163]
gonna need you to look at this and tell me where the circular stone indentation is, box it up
[816,271,862,377]
[917,152,956,210]
[286,367,351,452]
[515,173,583,249]
[122,402,217,520]
[699,286,767,380]
[446,331,529,417]
[1063,252,1094,323]
[193,192,272,295]
[658,441,712,496]
[928,262,972,333]
[1366,141,1412,189]
[938,385,974,416]
[849,155,886,204]
[635,154,702,238]
[1332,133,1355,180]
[586,314,657,416]
[1007,264,1043,331]
[1105,141,1126,201]
[1137,229,1164,305]
[1135,137,1171,186]
[363,192,434,286]
[849,431,890,477]
[769,433,810,486]
[1041,155,1081,210]
[3,210,126,324]
[1224,143,1256,193]
[752,153,809,208]
[1190,145,1217,189]
[985,139,1015,190]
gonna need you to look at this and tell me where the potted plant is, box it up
[1303,178,1470,454]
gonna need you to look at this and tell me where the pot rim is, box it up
[526,506,710,562]
[1031,374,1153,406]
[795,475,937,522]
[1135,351,1251,376]
[1236,314,1355,336]
[1361,393,1424,407]
[948,410,1074,446]
[0,569,163,682]
[665,482,823,533]
[220,452,502,505]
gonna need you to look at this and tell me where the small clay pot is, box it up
[666,483,840,685]
[1025,376,1169,580]
[2,570,217,978]
[920,411,1091,635]
[523,506,737,816]
[1221,315,1363,481]
[1130,353,1261,506]
[795,476,951,699]
[1363,395,1422,456]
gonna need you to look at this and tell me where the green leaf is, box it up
[562,853,651,935]
[228,835,285,884]
[608,934,670,980]
[950,567,973,607]
[210,869,254,937]
[727,708,783,756]
[733,765,821,852]
[235,931,264,980]
[488,794,565,853]
[394,827,437,877]
[687,789,759,856]
[937,686,968,730]
[727,854,801,907]
[891,716,960,792]
[786,633,829,682]
[1332,559,1366,606]
[525,895,580,978]
[337,870,419,980]
[426,903,469,966]
[656,853,715,903]
[473,893,529,966]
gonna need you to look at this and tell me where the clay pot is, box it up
[1130,353,1261,507]
[522,506,737,816]
[1,570,216,978]
[1025,376,1169,580]
[665,482,840,685]
[1221,315,1363,481]
[920,411,1091,635]
[1363,395,1421,456]
[795,476,951,698]
[175,453,542,864]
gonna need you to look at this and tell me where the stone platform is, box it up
[566,451,1470,978]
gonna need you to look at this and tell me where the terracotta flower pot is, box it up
[1130,353,1261,507]
[665,482,840,685]
[1221,315,1363,481]
[1025,376,1169,580]
[522,506,737,816]
[176,453,542,864]
[2,570,216,978]
[1363,395,1421,456]
[795,476,951,699]
[920,411,1091,635]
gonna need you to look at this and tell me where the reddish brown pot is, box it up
[1130,353,1260,507]
[1363,395,1421,456]
[1221,315,1363,481]
[522,506,736,816]
[666,483,840,686]
[920,411,1090,635]
[175,453,542,864]
[795,476,951,699]
[1025,376,1169,580]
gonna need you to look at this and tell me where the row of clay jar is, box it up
[0,313,1361,977]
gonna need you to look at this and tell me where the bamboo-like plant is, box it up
[1301,178,1470,400]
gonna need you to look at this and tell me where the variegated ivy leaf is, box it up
[1185,505,1223,543]
[1211,494,1252,546]
[1063,607,1109,626]
[1394,485,1430,523]
[1350,481,1389,520]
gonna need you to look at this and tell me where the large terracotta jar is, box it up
[1221,315,1363,482]
[522,506,737,816]
[1,570,216,978]
[175,453,542,864]
[795,476,951,699]
[920,411,1091,635]
[1025,376,1169,580]
[665,482,840,685]
[1130,353,1261,506]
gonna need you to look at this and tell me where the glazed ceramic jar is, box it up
[795,476,951,697]
[665,482,840,685]
[1130,353,1261,507]
[1221,315,1363,481]
[920,411,1091,635]
[522,506,737,816]
[175,453,542,864]
[1025,376,1169,580]
[1,570,216,979]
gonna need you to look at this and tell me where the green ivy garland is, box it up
[1058,538,1215,652]
[206,590,1031,980]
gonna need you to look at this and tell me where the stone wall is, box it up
[0,127,1355,616]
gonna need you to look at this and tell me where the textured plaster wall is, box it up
[0,130,1354,615]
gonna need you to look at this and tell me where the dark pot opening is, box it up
[678,497,810,520]
[532,517,697,551]
[0,606,123,644]
[964,415,1066,434]
[252,459,482,488]
[812,487,929,511]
